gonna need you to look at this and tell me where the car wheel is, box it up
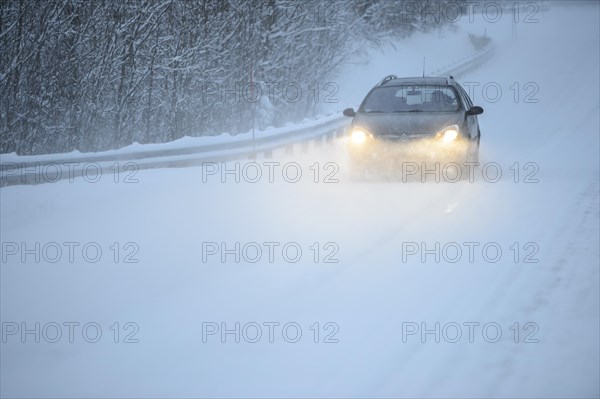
[465,135,480,164]
[460,138,480,180]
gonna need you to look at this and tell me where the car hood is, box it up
[353,112,462,139]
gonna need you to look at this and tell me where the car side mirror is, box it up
[466,106,484,116]
[343,108,356,117]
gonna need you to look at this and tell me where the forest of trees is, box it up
[1,0,464,155]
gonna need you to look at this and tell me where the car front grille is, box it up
[378,133,435,142]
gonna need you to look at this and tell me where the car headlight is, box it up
[350,128,372,145]
[435,125,459,143]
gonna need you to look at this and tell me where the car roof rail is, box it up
[378,74,398,86]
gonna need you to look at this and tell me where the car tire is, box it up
[460,136,480,180]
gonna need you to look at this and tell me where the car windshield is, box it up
[361,85,459,113]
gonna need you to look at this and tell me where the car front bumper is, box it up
[348,137,471,167]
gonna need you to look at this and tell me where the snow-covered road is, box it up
[1,5,598,398]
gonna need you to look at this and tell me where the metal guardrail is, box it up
[0,43,495,187]
[0,116,348,186]
[430,44,496,78]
